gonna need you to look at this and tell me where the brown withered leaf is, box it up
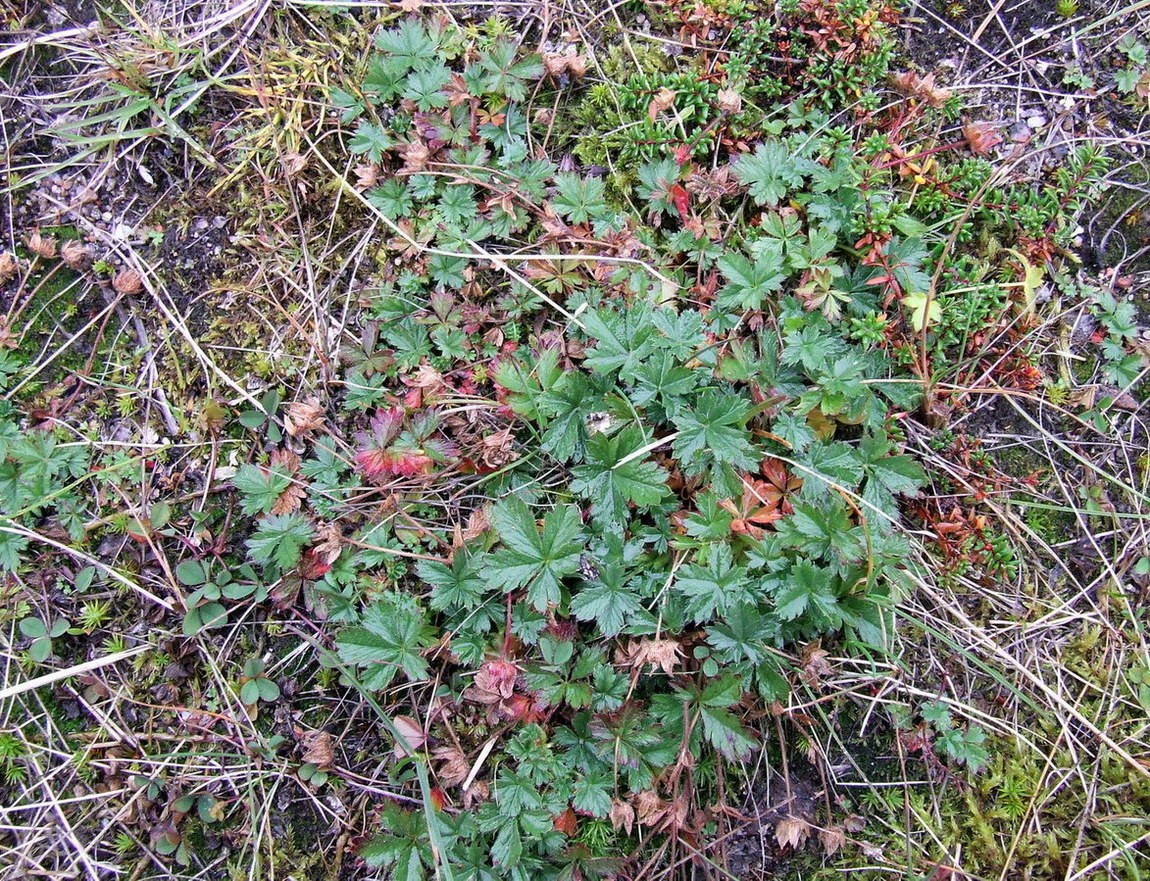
[963,121,1003,155]
[27,230,58,259]
[775,815,810,850]
[401,140,431,173]
[609,800,635,835]
[819,824,846,856]
[281,151,308,177]
[433,744,471,787]
[543,53,569,80]
[648,87,676,122]
[270,448,301,473]
[392,715,428,758]
[312,521,343,565]
[716,88,742,114]
[635,790,669,827]
[354,162,380,190]
[553,807,578,836]
[60,240,91,270]
[462,778,489,808]
[0,252,18,282]
[479,428,517,468]
[566,54,587,79]
[298,729,335,768]
[618,638,683,676]
[113,267,143,294]
[459,506,490,545]
[891,71,952,108]
[284,398,325,437]
[268,449,305,514]
[444,72,471,107]
[800,641,833,687]
[396,0,422,10]
[271,482,305,514]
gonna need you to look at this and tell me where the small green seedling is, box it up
[177,559,266,636]
[19,615,69,662]
[239,656,280,705]
[299,762,329,788]
[238,389,283,441]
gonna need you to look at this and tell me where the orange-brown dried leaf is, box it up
[618,637,683,676]
[113,267,143,294]
[27,231,58,258]
[433,745,471,787]
[553,807,578,836]
[609,799,635,835]
[963,121,1003,155]
[775,815,810,850]
[60,240,91,269]
[820,824,846,856]
[285,398,325,437]
[298,729,335,768]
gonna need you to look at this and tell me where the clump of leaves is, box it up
[203,5,1112,876]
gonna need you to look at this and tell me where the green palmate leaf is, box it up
[717,245,786,311]
[734,141,805,206]
[884,236,931,296]
[651,308,706,360]
[484,498,584,611]
[419,552,485,611]
[698,703,758,760]
[774,557,838,620]
[580,304,657,380]
[672,388,759,475]
[780,497,863,564]
[0,524,28,572]
[537,370,611,463]
[361,804,434,879]
[349,121,393,163]
[233,463,293,515]
[570,425,669,526]
[628,351,698,411]
[552,174,607,224]
[706,603,775,666]
[373,19,440,71]
[403,64,452,110]
[337,595,436,689]
[475,41,543,101]
[363,55,407,101]
[669,674,758,761]
[245,513,314,569]
[856,434,926,519]
[676,544,757,623]
[570,564,642,636]
[637,158,682,216]
[795,440,863,497]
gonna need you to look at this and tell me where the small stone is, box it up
[1009,121,1032,142]
[1026,113,1047,129]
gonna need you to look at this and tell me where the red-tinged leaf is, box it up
[355,447,436,479]
[674,143,692,165]
[866,275,891,286]
[963,121,1003,155]
[553,808,578,836]
[504,693,543,724]
[430,787,447,811]
[670,183,690,219]
[297,547,333,580]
